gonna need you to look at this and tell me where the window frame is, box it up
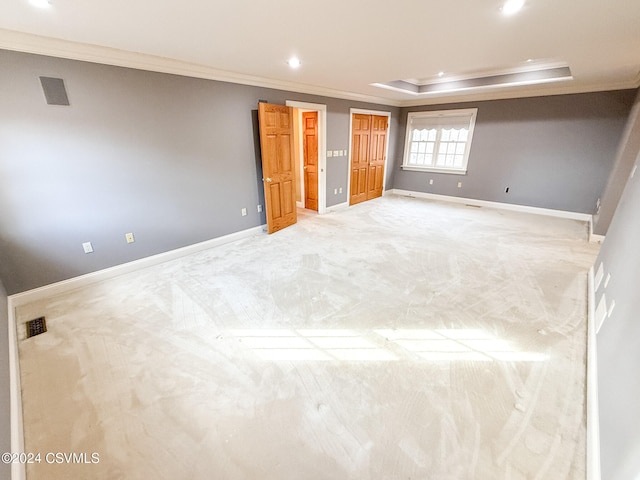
[401,108,478,175]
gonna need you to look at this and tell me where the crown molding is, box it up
[0,29,403,107]
[1,29,637,110]
[399,78,640,107]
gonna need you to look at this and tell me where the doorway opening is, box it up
[286,101,327,215]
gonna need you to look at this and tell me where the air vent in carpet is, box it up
[26,317,47,338]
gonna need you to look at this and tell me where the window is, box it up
[402,108,478,175]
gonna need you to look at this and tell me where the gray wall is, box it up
[0,48,633,297]
[594,108,640,480]
[0,49,399,294]
[593,89,640,235]
[392,92,635,213]
[0,279,9,480]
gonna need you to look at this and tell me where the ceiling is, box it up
[1,0,639,106]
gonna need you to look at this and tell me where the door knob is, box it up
[265,177,273,183]
[303,166,308,170]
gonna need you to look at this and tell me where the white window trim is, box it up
[402,108,478,175]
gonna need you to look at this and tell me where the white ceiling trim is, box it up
[400,78,640,107]
[0,29,403,107]
[1,29,638,108]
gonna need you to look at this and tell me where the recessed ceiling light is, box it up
[29,0,51,8]
[502,0,524,15]
[287,57,301,69]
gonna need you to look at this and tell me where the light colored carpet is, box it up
[16,195,599,479]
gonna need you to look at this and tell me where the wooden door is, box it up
[350,114,387,205]
[258,102,297,234]
[350,114,371,205]
[366,115,388,200]
[302,111,318,211]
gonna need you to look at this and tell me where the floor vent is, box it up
[26,317,47,338]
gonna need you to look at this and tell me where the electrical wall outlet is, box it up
[429,179,434,185]
[457,182,462,188]
[82,242,93,254]
[125,232,135,244]
[257,205,263,213]
[241,208,247,216]
[339,187,343,194]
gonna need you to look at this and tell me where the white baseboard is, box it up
[7,225,266,479]
[326,201,349,213]
[587,266,602,480]
[7,299,25,480]
[388,189,593,223]
[588,218,606,244]
[9,225,265,308]
[5,198,600,480]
